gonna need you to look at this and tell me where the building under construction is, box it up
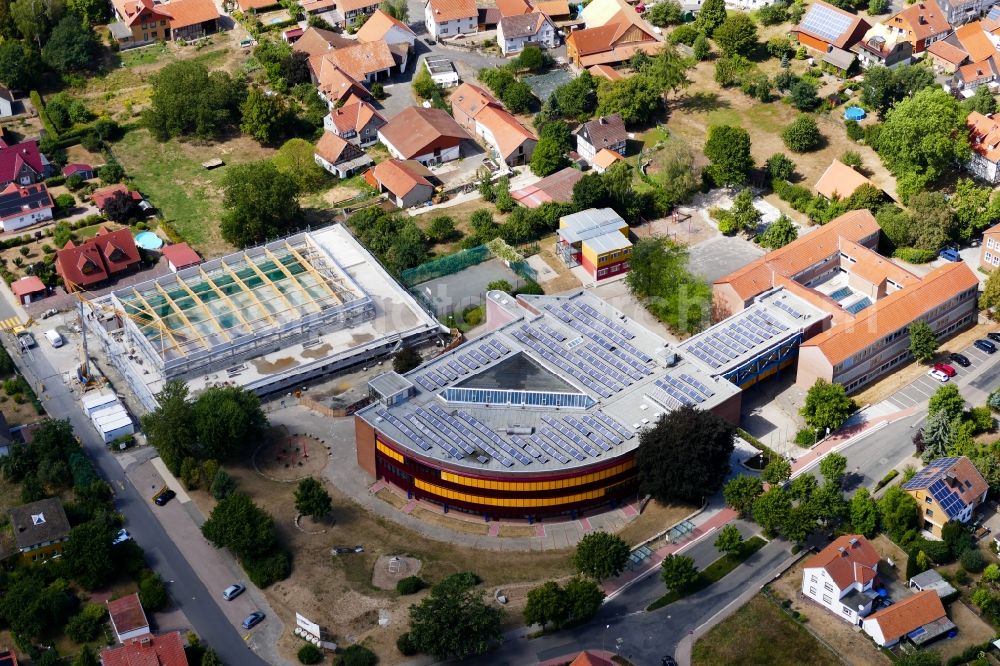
[84,225,443,411]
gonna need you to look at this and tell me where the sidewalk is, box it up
[119,449,292,666]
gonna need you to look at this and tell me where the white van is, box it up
[44,330,63,348]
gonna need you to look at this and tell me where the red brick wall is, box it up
[355,417,377,478]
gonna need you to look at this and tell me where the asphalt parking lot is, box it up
[688,235,765,283]
[886,340,998,409]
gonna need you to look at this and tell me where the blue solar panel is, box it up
[829,287,853,301]
[903,457,961,490]
[845,297,872,315]
[800,2,854,43]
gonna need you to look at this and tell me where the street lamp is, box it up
[602,624,610,653]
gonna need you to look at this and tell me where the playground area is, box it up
[254,430,329,482]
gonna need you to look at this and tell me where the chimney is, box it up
[599,117,607,124]
[848,537,858,547]
[140,636,151,646]
[838,547,847,556]
[919,14,926,23]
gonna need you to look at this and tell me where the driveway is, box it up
[885,338,996,410]
[688,235,765,284]
[413,258,523,317]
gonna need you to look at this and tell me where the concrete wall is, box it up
[355,416,377,477]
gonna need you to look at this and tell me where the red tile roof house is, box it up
[0,141,51,187]
[10,276,46,304]
[160,242,201,272]
[862,590,954,647]
[62,163,94,180]
[107,592,150,643]
[55,227,141,292]
[366,159,435,208]
[424,0,478,41]
[0,649,18,666]
[966,110,1000,184]
[450,83,537,166]
[497,12,557,56]
[314,131,373,178]
[323,96,387,146]
[356,9,417,51]
[801,535,880,626]
[91,184,143,212]
[0,182,53,232]
[101,632,189,666]
[377,106,474,166]
[108,0,221,48]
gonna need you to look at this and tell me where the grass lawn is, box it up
[119,42,171,68]
[648,537,767,611]
[692,595,841,666]
[113,129,275,258]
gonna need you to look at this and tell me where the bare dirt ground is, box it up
[617,500,694,547]
[537,237,584,293]
[851,322,996,407]
[371,555,422,590]
[411,199,510,258]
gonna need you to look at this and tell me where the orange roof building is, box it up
[356,9,417,47]
[101,632,188,666]
[424,0,479,40]
[862,591,952,647]
[714,209,981,393]
[292,26,354,56]
[566,15,662,67]
[588,64,623,81]
[314,131,373,178]
[109,0,220,46]
[814,159,879,200]
[801,536,882,626]
[107,593,150,643]
[884,0,952,53]
[367,159,434,208]
[377,106,473,165]
[321,40,396,82]
[592,147,624,173]
[449,82,537,166]
[793,0,870,52]
[324,96,386,146]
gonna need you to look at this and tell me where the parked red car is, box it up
[933,362,957,378]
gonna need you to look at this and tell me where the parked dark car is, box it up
[949,352,971,367]
[154,490,177,506]
[333,545,365,555]
[988,332,1000,343]
[242,611,265,630]
[939,248,962,262]
[975,339,997,354]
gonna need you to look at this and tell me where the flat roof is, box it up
[559,207,625,243]
[585,230,631,254]
[680,289,827,377]
[356,290,740,474]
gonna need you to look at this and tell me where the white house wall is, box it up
[1,206,52,232]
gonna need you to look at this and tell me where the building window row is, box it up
[440,459,635,492]
[413,477,616,508]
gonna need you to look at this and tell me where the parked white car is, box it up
[927,369,950,382]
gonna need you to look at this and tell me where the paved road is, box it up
[457,522,791,666]
[9,341,268,666]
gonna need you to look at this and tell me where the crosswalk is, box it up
[0,317,22,332]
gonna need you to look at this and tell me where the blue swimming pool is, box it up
[134,231,163,250]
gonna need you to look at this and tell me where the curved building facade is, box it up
[354,290,746,519]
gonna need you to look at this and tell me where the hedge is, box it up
[873,469,898,492]
[736,427,780,462]
[159,221,186,244]
[893,247,937,264]
[31,90,59,139]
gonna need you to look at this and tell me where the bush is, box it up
[845,119,864,141]
[919,538,953,564]
[669,24,700,45]
[446,571,482,587]
[65,603,108,643]
[339,645,377,666]
[874,469,899,492]
[969,406,994,433]
[396,576,425,595]
[794,428,817,447]
[961,548,985,573]
[955,568,968,584]
[297,644,323,664]
[893,247,937,263]
[139,570,168,611]
[396,632,418,656]
[782,115,822,152]
[243,551,292,588]
[461,305,483,327]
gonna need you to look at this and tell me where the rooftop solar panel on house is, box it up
[774,299,805,319]
[800,3,854,43]
[595,411,634,439]
[539,426,587,461]
[845,297,872,314]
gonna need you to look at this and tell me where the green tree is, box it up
[647,0,681,25]
[878,485,919,539]
[67,0,106,23]
[762,458,791,486]
[523,581,567,629]
[965,84,997,115]
[0,40,42,88]
[757,215,797,249]
[200,649,223,666]
[714,13,758,57]
[294,477,332,518]
[789,473,818,502]
[660,554,699,592]
[850,487,879,537]
[210,469,237,499]
[704,125,753,187]
[626,239,711,334]
[412,66,436,100]
[530,135,568,176]
[139,570,168,611]
[340,645,377,666]
[909,320,938,363]
[553,71,598,119]
[202,492,279,560]
[765,153,796,182]
[781,505,817,542]
[819,452,847,489]
[920,409,953,462]
[380,0,407,21]
[782,114,822,152]
[65,603,108,642]
[98,159,125,184]
[64,519,117,589]
[951,178,996,240]
[789,79,819,111]
[11,0,51,46]
[724,475,764,516]
[595,75,661,124]
[0,573,72,643]
[983,268,1000,319]
[501,80,535,114]
[191,385,266,460]
[753,487,791,537]
[697,0,727,34]
[730,188,762,235]
[801,379,856,433]
[220,161,300,248]
[692,34,711,60]
[241,87,285,144]
[143,61,245,140]
[42,15,98,72]
[928,383,965,421]
[983,563,1000,584]
[907,191,957,248]
[273,138,328,192]
[563,577,604,623]
[573,531,630,581]
[73,645,99,666]
[427,215,458,243]
[637,405,735,503]
[714,523,744,557]
[649,137,700,211]
[408,575,503,660]
[572,173,608,210]
[878,87,970,186]
[513,45,550,73]
[393,347,422,373]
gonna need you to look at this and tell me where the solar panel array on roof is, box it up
[800,3,854,43]
[845,297,872,314]
[928,479,967,519]
[684,307,789,369]
[903,457,960,490]
[989,5,1000,19]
